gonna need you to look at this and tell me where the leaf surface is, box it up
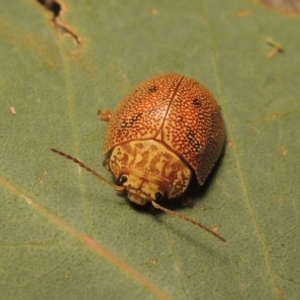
[0,1,299,299]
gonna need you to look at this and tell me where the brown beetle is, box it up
[102,74,225,205]
[51,74,226,242]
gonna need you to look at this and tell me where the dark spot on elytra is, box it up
[120,113,143,128]
[186,128,195,142]
[148,108,156,115]
[186,128,202,153]
[148,86,158,93]
[193,98,201,107]
[132,112,143,122]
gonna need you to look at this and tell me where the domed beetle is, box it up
[51,73,226,242]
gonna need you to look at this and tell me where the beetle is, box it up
[101,73,225,205]
[51,73,226,242]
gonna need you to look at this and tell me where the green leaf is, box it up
[1,1,299,299]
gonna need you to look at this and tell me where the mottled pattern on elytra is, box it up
[163,76,226,184]
[104,74,225,185]
[103,74,182,151]
[109,140,191,201]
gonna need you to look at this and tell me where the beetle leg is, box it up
[98,110,112,121]
[114,185,125,193]
[103,158,110,170]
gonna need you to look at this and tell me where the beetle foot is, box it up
[98,110,112,121]
[102,159,110,170]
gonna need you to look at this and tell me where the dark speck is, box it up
[193,98,201,107]
[149,86,158,93]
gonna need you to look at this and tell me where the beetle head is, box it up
[115,173,166,205]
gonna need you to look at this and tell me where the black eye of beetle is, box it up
[155,192,164,202]
[116,175,128,186]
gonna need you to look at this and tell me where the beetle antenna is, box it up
[151,201,226,242]
[50,148,114,187]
